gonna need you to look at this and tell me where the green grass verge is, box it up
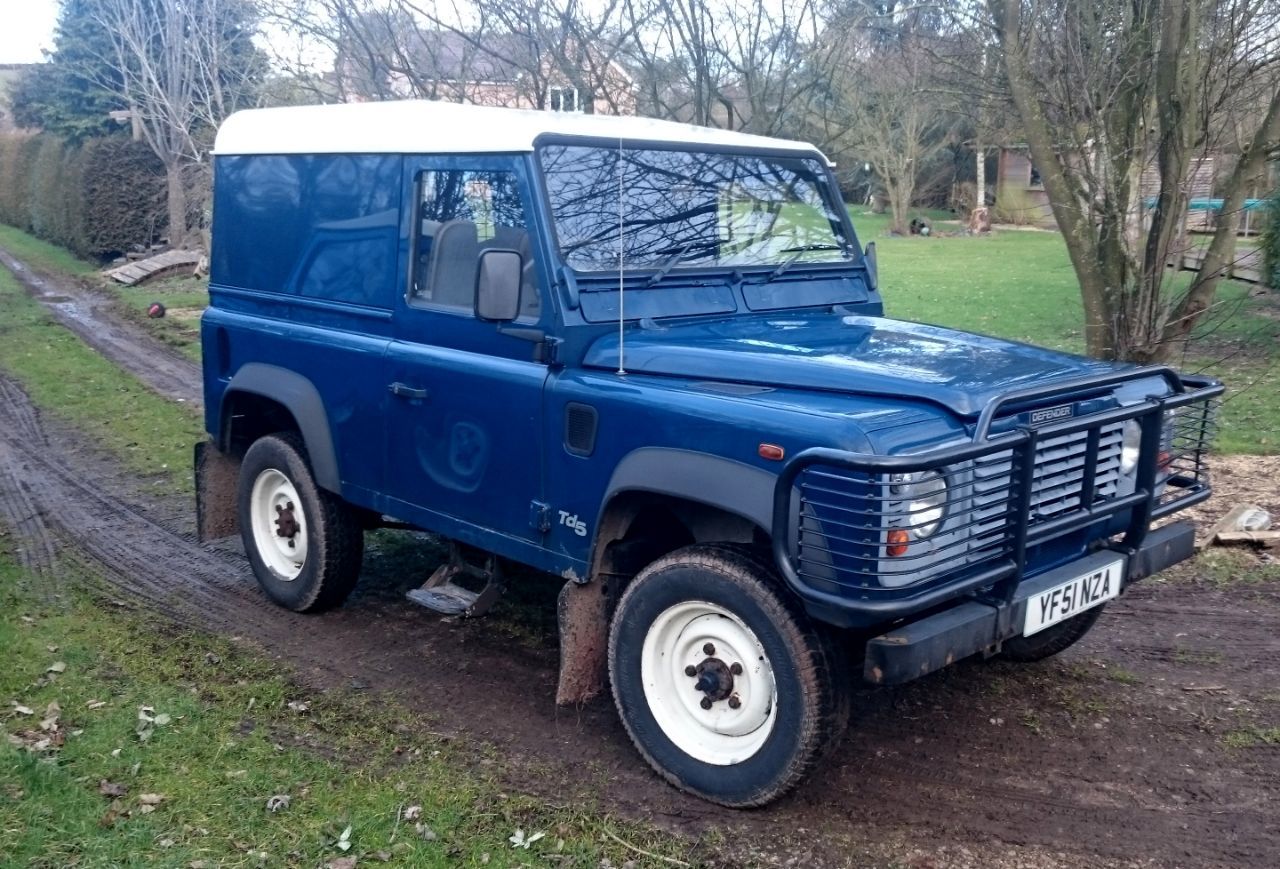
[0,267,203,494]
[113,276,207,363]
[0,224,98,277]
[0,542,701,868]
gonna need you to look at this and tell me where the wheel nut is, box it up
[728,694,741,709]
[700,697,713,710]
[730,662,743,675]
[703,642,715,655]
[684,665,697,677]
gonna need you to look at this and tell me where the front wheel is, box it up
[237,433,363,612]
[608,545,849,807]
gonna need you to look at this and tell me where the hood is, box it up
[584,315,1121,417]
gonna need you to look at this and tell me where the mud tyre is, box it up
[608,544,849,807]
[1001,605,1105,663]
[237,433,363,612]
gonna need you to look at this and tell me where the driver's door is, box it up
[383,156,551,554]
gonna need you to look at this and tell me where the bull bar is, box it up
[770,367,1224,639]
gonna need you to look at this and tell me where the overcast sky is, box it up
[3,0,58,63]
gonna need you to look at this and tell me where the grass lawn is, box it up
[850,209,1280,455]
[0,543,699,868]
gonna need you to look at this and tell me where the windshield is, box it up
[538,144,855,275]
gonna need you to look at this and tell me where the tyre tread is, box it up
[609,543,849,807]
[238,432,363,613]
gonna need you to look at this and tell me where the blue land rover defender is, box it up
[197,100,1221,807]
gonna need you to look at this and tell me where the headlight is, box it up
[891,471,948,539]
[1120,420,1142,475]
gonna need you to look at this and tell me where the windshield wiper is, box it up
[645,241,701,287]
[779,243,849,254]
[766,243,854,282]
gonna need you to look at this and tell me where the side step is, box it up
[405,544,504,618]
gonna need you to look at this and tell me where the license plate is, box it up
[1023,558,1124,637]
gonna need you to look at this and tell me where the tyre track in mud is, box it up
[1,253,1278,866]
[0,378,57,580]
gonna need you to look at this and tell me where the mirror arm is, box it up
[497,326,559,364]
[497,326,546,343]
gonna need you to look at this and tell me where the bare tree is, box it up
[986,0,1280,362]
[270,0,640,113]
[813,21,956,234]
[90,0,263,248]
[619,0,826,133]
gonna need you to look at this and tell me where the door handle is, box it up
[388,382,429,400]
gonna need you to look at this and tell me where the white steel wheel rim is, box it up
[249,468,308,581]
[639,600,777,766]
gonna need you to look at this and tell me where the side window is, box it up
[411,169,542,321]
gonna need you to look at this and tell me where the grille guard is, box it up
[771,366,1224,624]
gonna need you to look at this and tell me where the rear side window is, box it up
[411,170,542,320]
[211,154,401,308]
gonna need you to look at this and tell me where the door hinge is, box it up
[530,500,551,533]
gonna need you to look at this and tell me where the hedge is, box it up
[0,132,167,260]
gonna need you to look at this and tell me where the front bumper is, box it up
[862,520,1195,684]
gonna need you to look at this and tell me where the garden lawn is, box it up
[850,210,1280,455]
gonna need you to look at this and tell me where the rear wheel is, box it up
[1001,605,1105,663]
[237,433,363,612]
[608,544,848,807]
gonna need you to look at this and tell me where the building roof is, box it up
[213,99,830,163]
[425,32,530,83]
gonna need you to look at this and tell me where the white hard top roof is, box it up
[213,99,831,163]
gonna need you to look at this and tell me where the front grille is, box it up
[973,422,1125,521]
[789,390,1219,598]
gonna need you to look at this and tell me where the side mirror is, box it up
[863,241,878,291]
[475,248,523,322]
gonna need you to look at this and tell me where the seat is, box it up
[427,220,480,310]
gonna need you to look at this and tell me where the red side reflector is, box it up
[758,443,785,461]
[886,529,910,557]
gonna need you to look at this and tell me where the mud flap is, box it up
[555,578,611,706]
[195,440,241,543]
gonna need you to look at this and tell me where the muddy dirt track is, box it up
[1,249,1278,868]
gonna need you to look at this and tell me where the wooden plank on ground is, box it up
[1214,531,1280,550]
[105,249,201,286]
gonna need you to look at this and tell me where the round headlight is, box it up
[894,471,948,539]
[1120,420,1142,475]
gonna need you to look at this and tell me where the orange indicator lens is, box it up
[886,529,910,557]
[758,443,785,461]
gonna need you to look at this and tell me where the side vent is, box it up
[565,403,598,457]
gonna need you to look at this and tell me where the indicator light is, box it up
[758,443,785,461]
[886,529,910,557]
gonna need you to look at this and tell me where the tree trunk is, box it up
[889,181,910,234]
[975,143,986,211]
[989,0,1117,357]
[166,161,187,248]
